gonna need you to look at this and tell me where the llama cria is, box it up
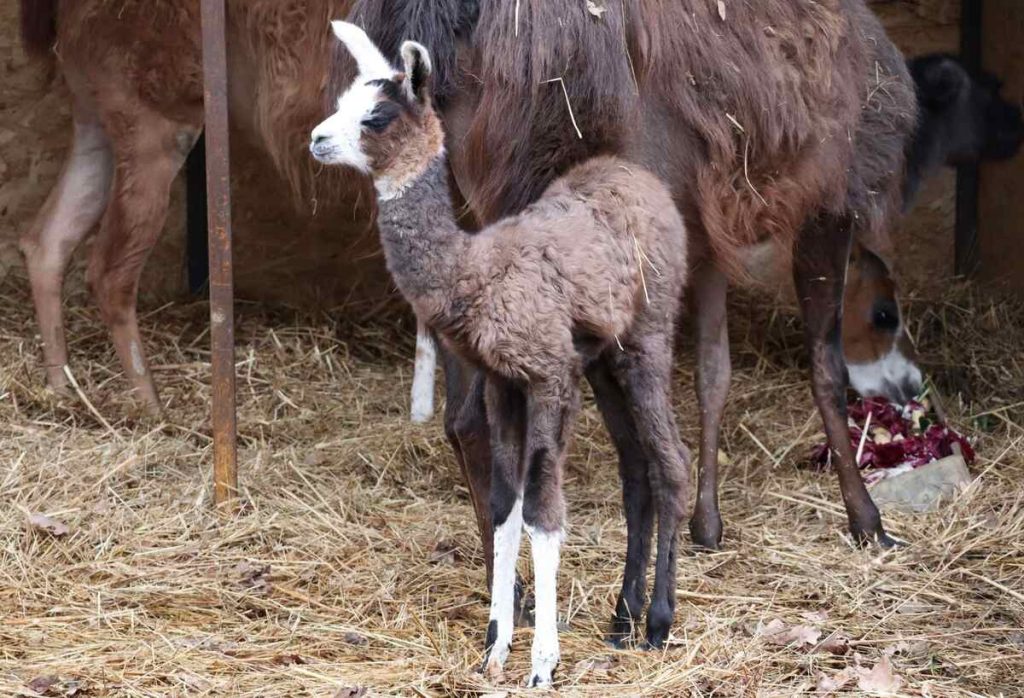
[311,22,690,686]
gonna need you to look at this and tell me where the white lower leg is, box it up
[410,321,437,423]
[486,498,523,675]
[526,525,563,687]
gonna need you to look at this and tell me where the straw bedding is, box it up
[1,269,1022,697]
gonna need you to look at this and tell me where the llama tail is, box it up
[410,320,437,424]
[21,0,58,58]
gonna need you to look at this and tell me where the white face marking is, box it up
[846,341,923,404]
[310,81,382,171]
[410,322,436,423]
[526,524,563,688]
[485,498,523,677]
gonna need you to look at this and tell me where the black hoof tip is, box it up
[853,528,906,550]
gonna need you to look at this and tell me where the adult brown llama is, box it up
[18,0,917,418]
[16,0,362,410]
[19,3,917,556]
[312,23,691,675]
[349,0,919,561]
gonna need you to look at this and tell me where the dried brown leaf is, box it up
[27,513,70,537]
[333,688,367,698]
[759,618,822,647]
[857,658,902,695]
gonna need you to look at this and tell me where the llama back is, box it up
[526,156,688,340]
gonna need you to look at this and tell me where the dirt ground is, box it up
[2,267,1022,696]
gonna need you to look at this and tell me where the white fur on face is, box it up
[485,498,523,677]
[526,525,563,688]
[846,341,923,404]
[309,81,382,171]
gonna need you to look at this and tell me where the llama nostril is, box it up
[312,133,329,146]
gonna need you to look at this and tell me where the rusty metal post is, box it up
[201,0,239,509]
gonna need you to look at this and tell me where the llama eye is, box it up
[361,103,400,132]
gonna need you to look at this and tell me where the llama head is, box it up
[311,21,444,199]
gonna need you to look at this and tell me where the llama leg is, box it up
[609,336,690,649]
[481,376,527,677]
[586,356,653,647]
[410,319,436,422]
[19,110,113,394]
[790,210,897,544]
[87,108,199,413]
[793,213,899,547]
[523,379,578,687]
[441,352,499,576]
[689,264,730,550]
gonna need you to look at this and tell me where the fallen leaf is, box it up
[819,631,851,655]
[857,657,902,695]
[234,561,271,596]
[816,667,855,694]
[270,653,305,666]
[800,610,829,624]
[573,655,617,676]
[27,676,59,694]
[25,675,85,697]
[586,0,607,19]
[333,688,367,698]
[429,540,459,565]
[27,513,70,537]
[717,1,726,20]
[759,618,822,647]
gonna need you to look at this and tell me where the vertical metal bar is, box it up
[955,0,983,276]
[201,0,238,509]
[186,135,210,295]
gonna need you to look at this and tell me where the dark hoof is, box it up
[644,600,673,650]
[606,626,630,650]
[851,525,906,549]
[689,514,723,551]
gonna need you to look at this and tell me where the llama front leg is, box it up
[523,382,577,687]
[481,377,526,677]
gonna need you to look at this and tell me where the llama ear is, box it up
[331,21,393,80]
[400,41,433,104]
[919,57,969,108]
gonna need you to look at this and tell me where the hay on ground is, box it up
[1,269,1022,697]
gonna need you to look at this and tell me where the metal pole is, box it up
[955,0,983,277]
[201,0,239,509]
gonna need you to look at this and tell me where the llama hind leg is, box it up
[481,377,526,677]
[20,110,113,394]
[523,378,578,687]
[690,264,730,550]
[87,108,200,413]
[610,336,690,649]
[586,357,653,647]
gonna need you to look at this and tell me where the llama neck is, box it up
[375,154,469,314]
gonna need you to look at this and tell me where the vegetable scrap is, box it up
[809,396,975,484]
